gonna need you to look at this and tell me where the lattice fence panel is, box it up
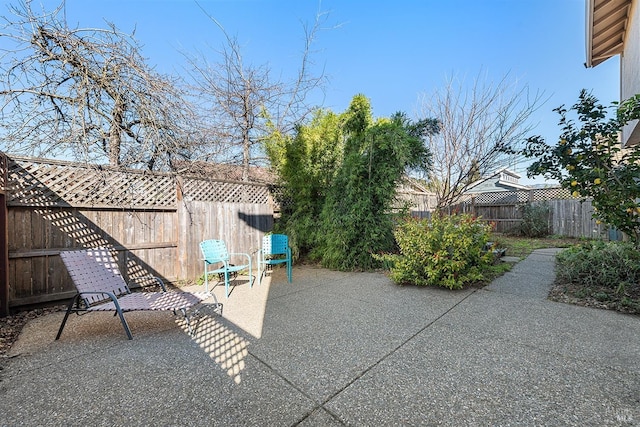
[181,176,271,204]
[473,190,530,205]
[462,187,572,206]
[268,185,287,212]
[530,187,572,201]
[6,157,176,209]
[0,152,7,192]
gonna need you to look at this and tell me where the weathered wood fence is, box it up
[395,189,438,218]
[0,154,275,315]
[452,188,610,239]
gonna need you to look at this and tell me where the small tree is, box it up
[185,6,329,180]
[0,1,197,170]
[266,108,344,256]
[268,95,437,270]
[417,73,545,209]
[518,90,640,244]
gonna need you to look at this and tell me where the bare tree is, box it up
[0,0,198,170]
[417,73,545,209]
[185,2,330,180]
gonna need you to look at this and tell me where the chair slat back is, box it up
[200,239,229,264]
[262,234,289,256]
[60,248,130,306]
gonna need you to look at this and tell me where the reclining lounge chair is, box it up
[56,248,217,340]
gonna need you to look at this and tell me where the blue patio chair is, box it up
[200,239,252,298]
[258,234,292,284]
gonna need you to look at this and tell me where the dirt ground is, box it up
[548,281,640,316]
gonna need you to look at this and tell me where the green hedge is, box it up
[388,214,494,290]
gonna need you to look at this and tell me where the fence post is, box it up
[0,153,8,317]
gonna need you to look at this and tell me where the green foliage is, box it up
[555,241,640,289]
[517,91,640,244]
[267,94,436,270]
[517,202,550,238]
[265,109,344,257]
[491,234,576,259]
[315,96,436,270]
[389,214,494,289]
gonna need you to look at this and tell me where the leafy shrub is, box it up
[268,96,437,270]
[517,202,550,238]
[517,91,640,244]
[314,97,436,270]
[556,241,640,289]
[389,213,494,289]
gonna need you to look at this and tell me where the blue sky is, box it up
[11,0,621,183]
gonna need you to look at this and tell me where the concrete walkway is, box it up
[1,249,639,426]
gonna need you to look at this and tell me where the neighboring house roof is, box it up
[586,0,633,67]
[397,176,432,194]
[174,160,276,184]
[465,168,529,194]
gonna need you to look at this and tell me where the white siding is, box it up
[622,0,640,145]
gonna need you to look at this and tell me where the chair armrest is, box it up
[127,276,167,292]
[151,276,167,292]
[229,252,252,263]
[77,290,125,312]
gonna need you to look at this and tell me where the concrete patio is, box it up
[1,248,639,426]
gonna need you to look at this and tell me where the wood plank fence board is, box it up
[456,195,610,238]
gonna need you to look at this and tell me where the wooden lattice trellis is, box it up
[6,156,176,209]
[0,153,7,194]
[461,187,572,206]
[1,155,274,208]
[180,176,271,204]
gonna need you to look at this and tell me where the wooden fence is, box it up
[453,188,610,239]
[395,189,438,218]
[1,154,274,315]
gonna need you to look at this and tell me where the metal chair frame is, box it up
[200,239,252,298]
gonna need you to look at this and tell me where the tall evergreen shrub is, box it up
[316,95,436,270]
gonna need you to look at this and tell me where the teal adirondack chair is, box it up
[200,239,252,298]
[258,234,292,284]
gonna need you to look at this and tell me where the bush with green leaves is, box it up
[516,90,640,244]
[517,202,550,238]
[265,109,344,258]
[556,241,640,291]
[317,96,436,270]
[388,213,494,289]
[268,94,437,270]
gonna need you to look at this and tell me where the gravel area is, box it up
[0,283,171,361]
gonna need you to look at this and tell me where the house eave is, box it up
[586,0,633,67]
